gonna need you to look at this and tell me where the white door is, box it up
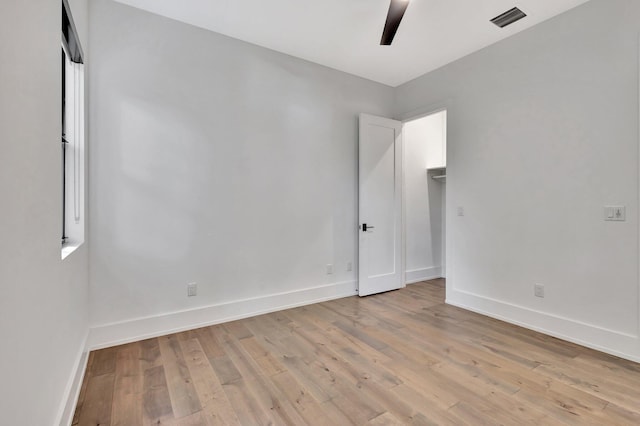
[358,113,403,296]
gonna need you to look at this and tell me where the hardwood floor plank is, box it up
[218,380,272,425]
[331,318,389,352]
[179,338,240,425]
[76,373,115,426]
[391,384,461,426]
[271,330,389,423]
[169,411,205,426]
[158,335,202,419]
[221,320,254,340]
[269,370,338,425]
[214,329,305,425]
[430,362,548,424]
[571,352,640,387]
[111,343,144,426]
[601,402,640,425]
[208,355,242,386]
[287,316,403,389]
[194,327,226,359]
[90,346,118,376]
[142,365,173,426]
[206,327,279,425]
[238,336,287,377]
[367,411,405,425]
[140,338,163,371]
[289,322,423,423]
[290,304,395,365]
[245,320,333,404]
[74,280,640,426]
[534,361,640,412]
[245,313,384,423]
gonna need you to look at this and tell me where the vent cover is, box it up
[490,7,527,28]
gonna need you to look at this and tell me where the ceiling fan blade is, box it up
[380,0,410,45]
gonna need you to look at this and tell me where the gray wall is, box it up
[0,0,90,424]
[89,0,394,328]
[395,0,640,359]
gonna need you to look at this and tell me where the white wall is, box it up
[403,113,446,283]
[88,0,394,346]
[0,0,90,424]
[395,0,640,361]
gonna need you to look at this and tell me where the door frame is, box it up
[397,100,451,287]
[356,102,451,294]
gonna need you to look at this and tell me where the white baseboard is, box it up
[447,288,640,363]
[405,266,442,284]
[87,280,357,350]
[56,331,89,426]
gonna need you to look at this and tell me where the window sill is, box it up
[61,242,83,260]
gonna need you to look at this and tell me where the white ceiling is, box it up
[113,0,590,87]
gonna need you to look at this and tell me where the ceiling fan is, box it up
[380,0,410,45]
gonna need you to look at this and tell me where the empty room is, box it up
[4,0,640,424]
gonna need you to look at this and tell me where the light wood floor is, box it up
[73,279,640,425]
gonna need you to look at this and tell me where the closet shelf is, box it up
[427,167,446,182]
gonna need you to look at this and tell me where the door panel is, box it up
[358,113,403,296]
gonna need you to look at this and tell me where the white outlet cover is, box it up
[604,206,626,221]
[187,283,197,297]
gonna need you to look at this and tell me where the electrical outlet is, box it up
[604,206,626,221]
[346,262,353,272]
[326,264,333,275]
[187,282,197,297]
[457,206,464,217]
[534,283,544,298]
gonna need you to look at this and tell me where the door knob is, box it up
[362,223,375,232]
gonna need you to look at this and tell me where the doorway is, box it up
[403,110,447,284]
[357,110,447,297]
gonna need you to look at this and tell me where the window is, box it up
[61,0,85,258]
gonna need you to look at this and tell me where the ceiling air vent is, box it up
[490,7,527,28]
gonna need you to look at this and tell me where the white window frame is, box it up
[61,7,85,259]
